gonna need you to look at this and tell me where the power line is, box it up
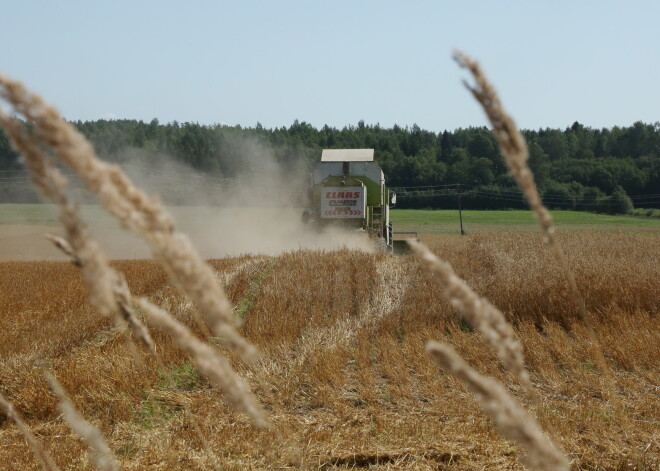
[0,168,657,207]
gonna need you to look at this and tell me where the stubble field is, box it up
[1,226,658,470]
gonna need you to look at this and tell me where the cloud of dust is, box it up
[1,137,376,261]
[101,138,377,259]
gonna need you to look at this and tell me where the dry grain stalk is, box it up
[44,234,80,265]
[44,373,119,471]
[0,73,257,364]
[134,296,270,429]
[452,50,578,300]
[0,393,61,471]
[0,112,154,351]
[409,240,531,387]
[453,50,613,383]
[0,75,270,429]
[427,342,569,471]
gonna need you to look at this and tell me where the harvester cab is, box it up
[301,148,417,254]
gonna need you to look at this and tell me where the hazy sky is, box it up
[2,1,659,131]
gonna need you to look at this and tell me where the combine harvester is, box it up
[301,149,418,254]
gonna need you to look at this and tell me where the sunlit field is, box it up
[1,52,659,471]
[1,225,658,470]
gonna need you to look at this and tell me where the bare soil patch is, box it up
[0,224,150,261]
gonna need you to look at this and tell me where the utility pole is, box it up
[458,184,465,235]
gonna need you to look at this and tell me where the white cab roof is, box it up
[321,149,374,162]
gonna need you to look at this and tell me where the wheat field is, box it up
[1,54,659,470]
[0,232,658,470]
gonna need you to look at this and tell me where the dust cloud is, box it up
[1,138,376,261]
[180,207,376,259]
[117,138,377,258]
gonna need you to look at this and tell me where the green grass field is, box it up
[1,204,658,233]
[0,203,61,225]
[390,208,660,229]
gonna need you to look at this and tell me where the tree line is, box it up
[1,119,658,213]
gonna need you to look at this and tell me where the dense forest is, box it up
[1,119,658,213]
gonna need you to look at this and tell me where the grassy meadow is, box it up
[2,203,659,230]
[391,208,660,233]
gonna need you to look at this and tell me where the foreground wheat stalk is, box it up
[0,112,155,351]
[427,342,569,471]
[0,394,61,471]
[410,240,531,386]
[453,50,615,390]
[0,74,269,430]
[452,51,581,305]
[135,297,270,428]
[0,73,257,364]
[44,373,119,471]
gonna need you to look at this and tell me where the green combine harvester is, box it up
[301,149,417,254]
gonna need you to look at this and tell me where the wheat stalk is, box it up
[0,73,257,364]
[452,51,579,301]
[0,111,155,351]
[453,50,614,387]
[410,240,531,386]
[0,393,61,471]
[45,234,81,265]
[44,373,119,471]
[134,296,270,428]
[427,342,569,471]
[0,74,271,431]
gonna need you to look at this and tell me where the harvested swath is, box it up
[44,373,119,471]
[0,111,154,352]
[0,393,61,471]
[427,342,570,471]
[134,296,270,429]
[321,448,459,469]
[409,240,531,387]
[0,74,257,364]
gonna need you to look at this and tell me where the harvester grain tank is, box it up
[301,149,416,253]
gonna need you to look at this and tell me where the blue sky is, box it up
[2,0,659,131]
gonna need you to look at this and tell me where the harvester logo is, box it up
[329,199,357,207]
[321,186,365,219]
[325,191,361,199]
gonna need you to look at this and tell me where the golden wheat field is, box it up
[1,55,659,471]
[1,231,658,470]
